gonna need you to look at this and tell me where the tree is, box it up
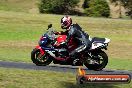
[83,0,89,8]
[38,0,79,14]
[84,0,110,17]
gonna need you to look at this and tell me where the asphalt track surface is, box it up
[0,61,132,78]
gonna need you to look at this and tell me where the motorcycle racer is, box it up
[38,16,92,64]
[59,16,91,57]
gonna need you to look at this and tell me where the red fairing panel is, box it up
[35,45,45,55]
[57,35,67,44]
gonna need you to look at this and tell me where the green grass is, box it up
[0,0,38,13]
[107,58,132,71]
[0,67,131,88]
[0,11,132,70]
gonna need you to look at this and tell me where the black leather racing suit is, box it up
[67,24,91,56]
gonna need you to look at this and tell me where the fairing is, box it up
[35,45,45,55]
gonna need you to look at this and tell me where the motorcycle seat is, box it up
[91,37,105,43]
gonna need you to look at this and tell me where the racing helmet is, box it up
[61,16,72,29]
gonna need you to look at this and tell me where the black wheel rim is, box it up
[86,54,105,66]
[35,51,48,63]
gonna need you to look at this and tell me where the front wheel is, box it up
[84,51,108,71]
[31,48,52,66]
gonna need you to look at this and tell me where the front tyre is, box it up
[31,48,52,66]
[84,51,108,71]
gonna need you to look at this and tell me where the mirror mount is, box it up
[48,24,52,29]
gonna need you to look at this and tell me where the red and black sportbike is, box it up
[31,24,110,71]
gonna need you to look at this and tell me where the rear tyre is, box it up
[84,51,108,71]
[31,48,52,66]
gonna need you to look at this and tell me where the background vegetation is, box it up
[84,0,110,17]
[39,0,110,17]
[39,0,80,15]
[38,0,132,18]
[0,0,131,18]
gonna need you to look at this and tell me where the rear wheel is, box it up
[84,51,108,71]
[31,48,52,66]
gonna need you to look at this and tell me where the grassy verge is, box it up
[0,0,38,13]
[0,11,132,70]
[0,67,131,88]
